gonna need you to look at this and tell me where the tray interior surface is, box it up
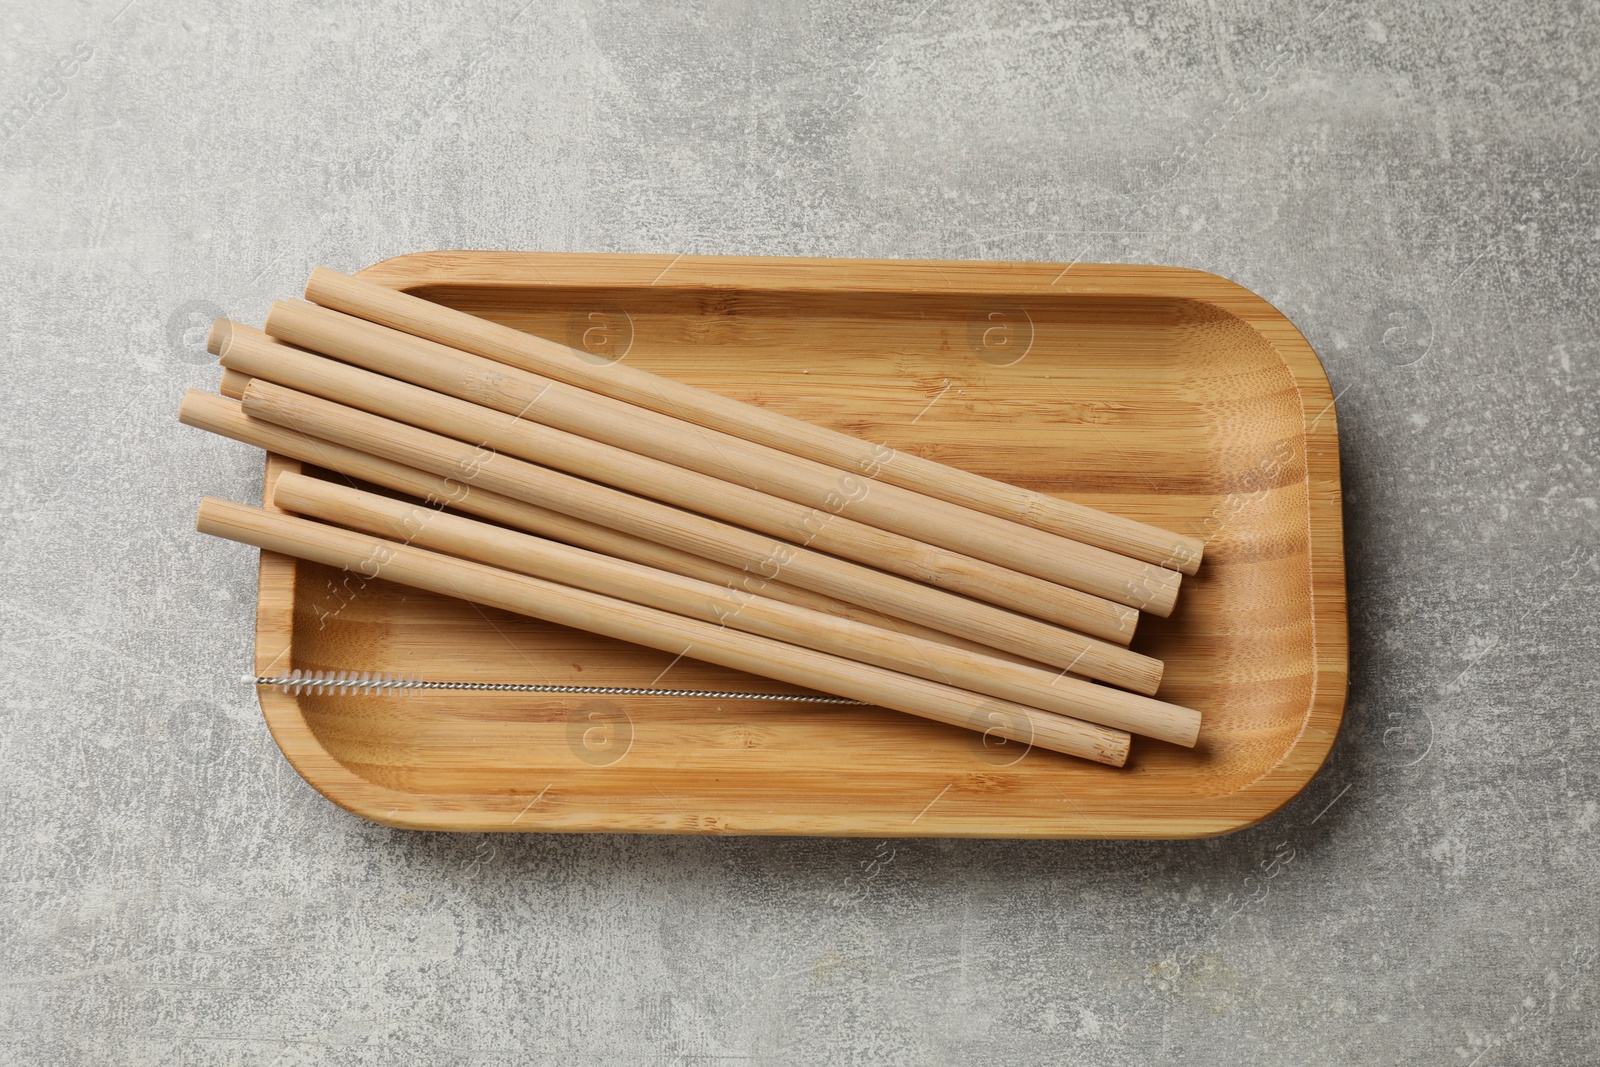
[256,254,1344,837]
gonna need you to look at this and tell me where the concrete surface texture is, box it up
[2,0,1597,1063]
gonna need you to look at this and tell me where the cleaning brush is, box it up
[247,667,865,703]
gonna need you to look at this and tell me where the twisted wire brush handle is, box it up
[247,668,865,703]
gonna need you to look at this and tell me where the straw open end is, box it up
[195,495,228,534]
[206,318,232,357]
[304,265,345,302]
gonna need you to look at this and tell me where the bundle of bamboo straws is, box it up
[180,268,1207,768]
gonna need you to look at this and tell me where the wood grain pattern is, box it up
[270,471,1200,746]
[263,298,1182,615]
[206,498,1131,766]
[178,388,1058,671]
[239,379,1158,689]
[307,265,1208,574]
[248,253,1348,838]
[220,325,1144,639]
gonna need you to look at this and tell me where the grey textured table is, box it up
[2,2,1596,1063]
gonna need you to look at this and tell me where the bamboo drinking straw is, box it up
[177,389,1045,668]
[264,299,1183,615]
[195,497,1133,766]
[273,471,1201,746]
[219,368,250,399]
[217,323,1142,635]
[304,266,1205,574]
[235,381,1165,693]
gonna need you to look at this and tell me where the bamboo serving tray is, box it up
[250,252,1347,838]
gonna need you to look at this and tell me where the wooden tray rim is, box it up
[251,251,1348,838]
